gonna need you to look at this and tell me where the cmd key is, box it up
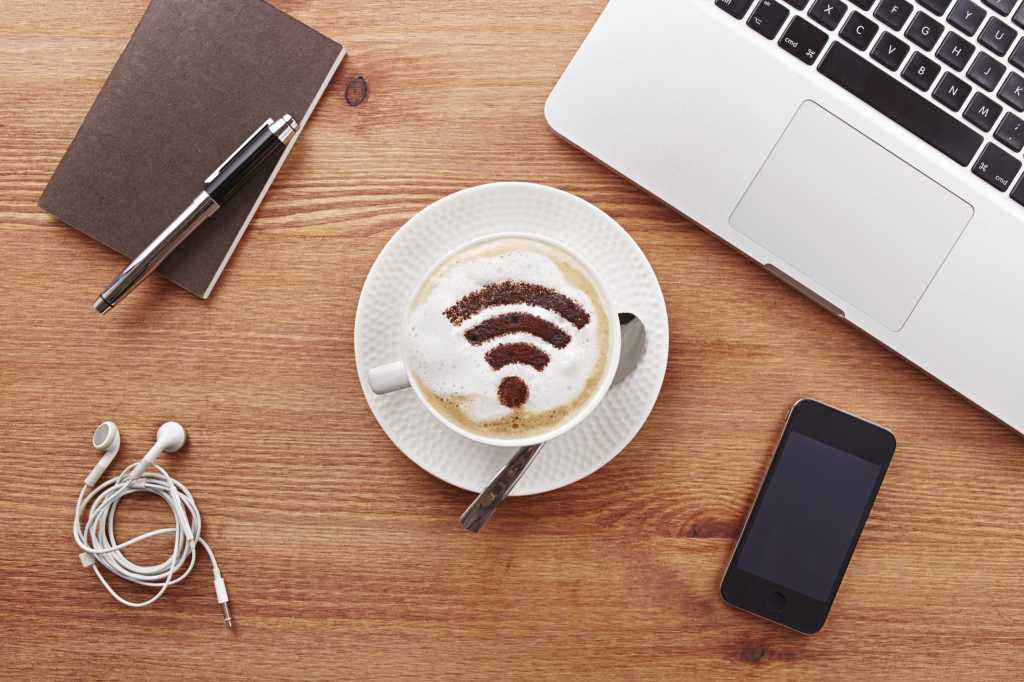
[973,143,1021,190]
[818,42,983,165]
[779,16,829,64]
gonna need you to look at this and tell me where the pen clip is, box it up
[205,118,274,184]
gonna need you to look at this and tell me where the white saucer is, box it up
[354,182,669,495]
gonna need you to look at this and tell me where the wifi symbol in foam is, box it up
[443,281,591,409]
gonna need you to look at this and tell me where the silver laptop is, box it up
[546,0,1024,434]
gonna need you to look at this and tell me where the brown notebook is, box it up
[39,0,344,298]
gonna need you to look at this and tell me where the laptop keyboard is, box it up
[715,0,1024,204]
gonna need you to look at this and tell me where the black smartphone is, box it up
[720,399,896,634]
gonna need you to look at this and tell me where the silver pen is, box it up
[94,114,298,314]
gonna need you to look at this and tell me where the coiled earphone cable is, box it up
[73,422,232,627]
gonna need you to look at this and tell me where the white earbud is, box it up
[74,419,231,626]
[130,421,187,480]
[86,421,121,487]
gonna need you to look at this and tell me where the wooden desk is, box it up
[2,1,1022,679]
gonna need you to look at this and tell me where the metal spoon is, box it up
[459,313,647,532]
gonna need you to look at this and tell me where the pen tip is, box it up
[93,296,113,315]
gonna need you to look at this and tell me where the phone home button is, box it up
[766,591,787,612]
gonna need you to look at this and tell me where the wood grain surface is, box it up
[2,1,1022,679]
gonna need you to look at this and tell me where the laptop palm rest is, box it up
[729,101,974,332]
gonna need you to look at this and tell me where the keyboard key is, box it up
[903,51,942,89]
[998,71,1024,109]
[749,1,791,39]
[783,0,810,8]
[716,0,757,18]
[981,0,1016,16]
[979,17,1018,54]
[949,0,987,36]
[1010,40,1024,70]
[918,0,954,14]
[934,72,973,109]
[841,11,880,48]
[967,51,1006,90]
[1015,3,1024,28]
[964,92,1004,129]
[937,32,976,69]
[875,0,913,29]
[1010,176,1024,205]
[973,142,1021,190]
[995,111,1024,149]
[905,11,944,49]
[779,16,830,63]
[872,31,912,68]
[818,43,984,164]
[850,0,876,8]
[810,0,849,30]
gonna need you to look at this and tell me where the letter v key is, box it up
[870,32,910,71]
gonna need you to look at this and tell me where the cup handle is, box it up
[368,361,411,394]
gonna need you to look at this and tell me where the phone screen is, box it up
[721,399,896,633]
[733,431,883,601]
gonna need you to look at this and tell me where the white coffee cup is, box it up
[367,232,622,448]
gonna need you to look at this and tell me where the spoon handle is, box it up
[459,442,546,532]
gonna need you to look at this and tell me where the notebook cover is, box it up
[38,0,344,298]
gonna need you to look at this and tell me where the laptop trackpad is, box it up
[729,101,973,331]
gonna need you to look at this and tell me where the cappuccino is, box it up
[405,237,611,441]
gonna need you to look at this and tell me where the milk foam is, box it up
[405,238,609,437]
